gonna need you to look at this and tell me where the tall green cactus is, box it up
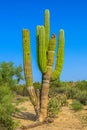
[36,10,64,80]
[22,9,65,122]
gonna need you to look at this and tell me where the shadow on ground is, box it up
[13,110,36,121]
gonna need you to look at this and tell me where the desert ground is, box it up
[13,96,87,130]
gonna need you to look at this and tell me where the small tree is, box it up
[0,62,23,129]
[22,9,65,122]
[0,62,23,87]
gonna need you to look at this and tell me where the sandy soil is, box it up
[14,96,87,130]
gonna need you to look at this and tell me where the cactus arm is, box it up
[44,9,50,52]
[22,29,33,86]
[36,26,47,73]
[51,29,65,80]
[36,25,41,69]
[22,29,40,115]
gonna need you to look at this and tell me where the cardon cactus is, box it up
[22,9,65,122]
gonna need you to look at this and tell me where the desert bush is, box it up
[49,87,59,97]
[49,83,67,98]
[71,100,83,111]
[49,80,76,98]
[66,81,87,105]
[65,84,87,105]
[75,80,87,91]
[0,85,17,130]
[66,87,79,99]
[56,94,68,106]
[48,97,61,118]
[48,80,87,118]
[48,94,68,118]
[73,90,87,105]
[56,87,67,94]
[12,84,26,96]
[0,62,23,87]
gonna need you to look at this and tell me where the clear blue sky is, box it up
[0,0,87,82]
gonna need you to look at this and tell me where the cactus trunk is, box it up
[39,35,56,122]
[39,69,52,121]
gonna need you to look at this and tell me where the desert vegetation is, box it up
[0,71,87,130]
[0,62,23,129]
[0,9,87,130]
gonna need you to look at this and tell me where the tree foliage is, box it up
[0,62,23,87]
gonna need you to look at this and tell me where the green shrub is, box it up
[49,86,67,98]
[74,90,87,105]
[0,85,16,130]
[65,85,87,105]
[71,100,83,111]
[56,87,67,94]
[49,87,59,98]
[48,97,61,118]
[66,87,79,99]
[56,94,68,106]
[12,84,26,96]
[0,62,23,87]
[48,94,68,118]
[75,80,87,91]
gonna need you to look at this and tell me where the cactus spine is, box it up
[22,9,65,122]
